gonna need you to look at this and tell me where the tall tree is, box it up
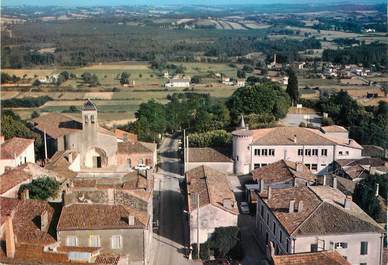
[286,69,299,105]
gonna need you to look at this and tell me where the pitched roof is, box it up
[0,137,34,159]
[185,166,238,215]
[273,251,351,265]
[114,129,138,142]
[259,185,383,236]
[83,99,97,111]
[33,112,82,139]
[57,204,148,231]
[117,141,152,154]
[251,160,316,183]
[0,197,57,245]
[188,147,232,163]
[336,157,385,168]
[321,125,348,133]
[0,166,31,194]
[45,150,78,179]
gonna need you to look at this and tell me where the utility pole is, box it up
[43,129,48,161]
[186,135,189,171]
[196,193,200,258]
[183,129,186,173]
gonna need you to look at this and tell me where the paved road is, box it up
[151,135,193,265]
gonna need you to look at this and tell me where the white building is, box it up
[232,118,363,175]
[165,77,191,88]
[0,136,35,174]
[254,185,384,265]
[235,79,246,87]
[185,165,238,244]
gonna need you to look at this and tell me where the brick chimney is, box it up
[0,135,5,144]
[344,195,352,210]
[297,201,304,212]
[5,215,15,258]
[322,175,327,186]
[259,179,265,193]
[333,177,337,189]
[41,210,49,232]
[267,186,272,200]
[20,189,29,200]
[289,200,295,213]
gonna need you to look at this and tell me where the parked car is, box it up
[239,202,250,214]
[135,164,151,171]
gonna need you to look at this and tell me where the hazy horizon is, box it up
[2,0,385,7]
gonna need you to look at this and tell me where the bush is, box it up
[189,130,232,147]
[1,96,52,108]
[19,177,60,200]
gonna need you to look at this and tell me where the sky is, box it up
[2,0,384,6]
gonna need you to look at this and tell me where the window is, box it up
[305,164,310,169]
[298,149,303,156]
[254,149,260,156]
[91,115,95,124]
[236,156,239,161]
[111,235,122,249]
[335,242,348,249]
[272,222,276,234]
[321,164,326,168]
[269,149,275,156]
[360,241,368,255]
[89,235,100,247]
[266,213,270,225]
[311,164,318,171]
[339,151,343,155]
[360,263,367,265]
[254,163,261,169]
[321,149,328,156]
[310,243,318,252]
[279,231,282,244]
[305,149,311,156]
[261,163,267,167]
[262,149,268,156]
[66,236,78,247]
[312,149,318,156]
[84,115,89,124]
[345,151,349,155]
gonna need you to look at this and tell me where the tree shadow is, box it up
[160,150,179,159]
[159,160,182,175]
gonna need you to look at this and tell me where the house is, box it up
[250,160,316,189]
[268,54,282,70]
[0,136,35,174]
[185,166,238,245]
[334,158,387,181]
[254,185,384,265]
[33,99,156,171]
[0,197,121,265]
[222,76,233,85]
[235,79,246,87]
[165,77,191,88]
[114,129,138,143]
[185,147,233,173]
[57,203,151,264]
[272,250,351,265]
[232,117,363,175]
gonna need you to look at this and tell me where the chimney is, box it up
[267,186,272,200]
[323,175,327,186]
[293,135,297,143]
[289,200,295,213]
[127,215,135,226]
[259,179,265,193]
[41,210,49,232]
[298,201,304,212]
[20,188,29,200]
[0,135,5,144]
[344,195,352,210]
[5,215,15,258]
[333,177,337,189]
[375,183,379,197]
[296,163,304,173]
[369,167,376,175]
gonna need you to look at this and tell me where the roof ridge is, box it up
[291,200,325,236]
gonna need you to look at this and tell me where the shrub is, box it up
[19,177,60,200]
[1,96,52,108]
[189,130,232,147]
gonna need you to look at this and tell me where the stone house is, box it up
[185,165,238,245]
[233,119,363,175]
[0,136,35,174]
[254,185,384,265]
[57,203,151,265]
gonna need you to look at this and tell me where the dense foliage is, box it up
[1,72,21,83]
[188,130,232,147]
[19,177,60,200]
[322,43,387,67]
[226,82,291,122]
[2,96,52,108]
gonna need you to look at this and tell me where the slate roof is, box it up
[259,185,383,236]
[273,251,351,265]
[0,197,57,245]
[0,137,34,159]
[57,204,148,231]
[188,147,232,163]
[185,165,238,215]
[251,160,316,183]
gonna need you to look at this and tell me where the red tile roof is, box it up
[273,251,351,265]
[0,166,31,194]
[57,204,148,231]
[186,166,238,215]
[188,147,232,163]
[114,129,137,142]
[0,197,57,245]
[251,160,316,183]
[117,141,152,154]
[0,137,34,159]
[33,112,82,139]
